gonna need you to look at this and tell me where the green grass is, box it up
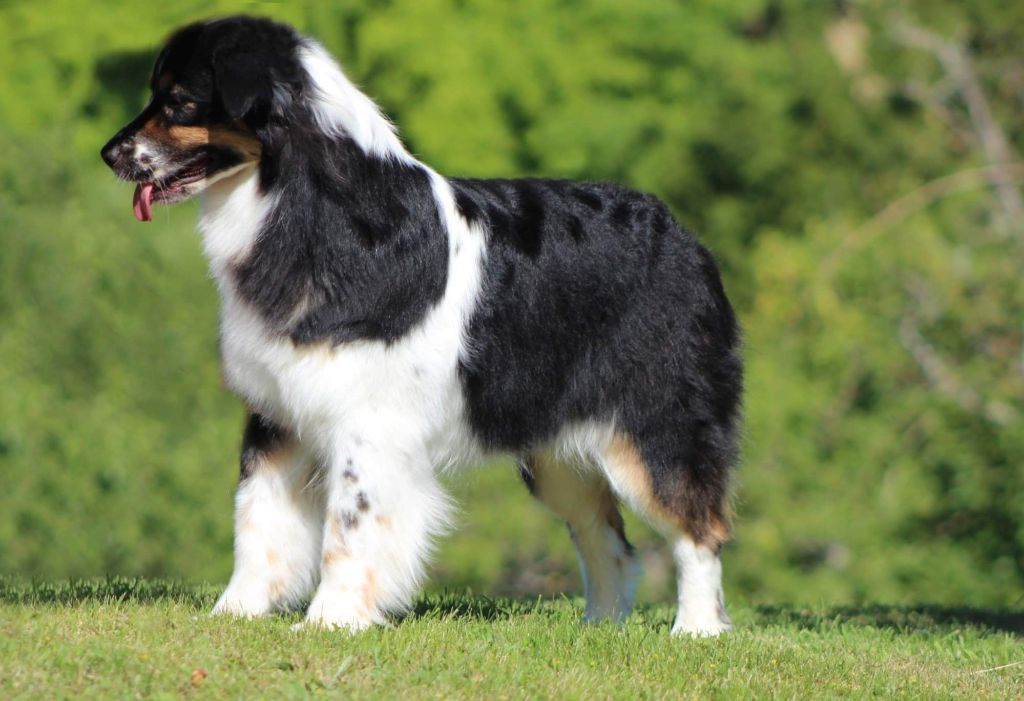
[1,579,1021,699]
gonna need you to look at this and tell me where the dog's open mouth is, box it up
[132,155,210,222]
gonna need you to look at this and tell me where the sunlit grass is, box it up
[2,578,1021,699]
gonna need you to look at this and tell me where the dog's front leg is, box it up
[213,414,324,617]
[300,429,451,631]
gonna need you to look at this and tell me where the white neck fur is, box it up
[198,166,274,272]
[297,40,416,164]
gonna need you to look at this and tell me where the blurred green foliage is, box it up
[1,0,1022,606]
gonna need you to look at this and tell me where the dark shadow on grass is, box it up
[756,603,1024,636]
[14,577,1015,638]
[0,576,214,609]
[1,578,559,623]
[410,590,568,623]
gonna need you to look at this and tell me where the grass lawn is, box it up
[1,579,1021,699]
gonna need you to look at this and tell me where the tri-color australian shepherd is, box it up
[101,16,742,636]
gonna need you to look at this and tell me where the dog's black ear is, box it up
[213,50,273,123]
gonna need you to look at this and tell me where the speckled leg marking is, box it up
[300,430,452,631]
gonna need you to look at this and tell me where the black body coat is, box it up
[452,179,742,517]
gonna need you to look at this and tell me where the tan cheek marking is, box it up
[139,118,164,140]
[266,550,279,565]
[167,125,211,147]
[207,127,262,159]
[138,121,204,150]
[375,515,392,530]
[139,123,261,161]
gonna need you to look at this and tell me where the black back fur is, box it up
[453,179,742,505]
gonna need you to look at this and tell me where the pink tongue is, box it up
[133,183,154,222]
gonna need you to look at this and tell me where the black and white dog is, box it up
[101,16,742,636]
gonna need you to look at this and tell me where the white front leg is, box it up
[213,422,323,617]
[301,429,452,631]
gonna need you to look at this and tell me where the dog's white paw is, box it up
[670,609,733,638]
[291,615,374,634]
[211,587,272,619]
[296,594,380,633]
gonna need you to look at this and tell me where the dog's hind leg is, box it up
[520,450,639,623]
[599,431,733,637]
[213,414,323,617]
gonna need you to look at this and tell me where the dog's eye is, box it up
[163,99,200,120]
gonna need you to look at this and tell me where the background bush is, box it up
[1,0,1021,606]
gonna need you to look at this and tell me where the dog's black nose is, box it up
[101,138,133,168]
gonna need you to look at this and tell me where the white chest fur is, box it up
[198,167,487,468]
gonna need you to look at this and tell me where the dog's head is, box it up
[100,16,304,221]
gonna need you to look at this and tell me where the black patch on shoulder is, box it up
[233,132,448,345]
[239,413,289,481]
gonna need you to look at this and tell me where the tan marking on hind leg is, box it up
[526,451,639,622]
[601,432,732,637]
[604,433,730,549]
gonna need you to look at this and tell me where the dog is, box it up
[101,15,742,636]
